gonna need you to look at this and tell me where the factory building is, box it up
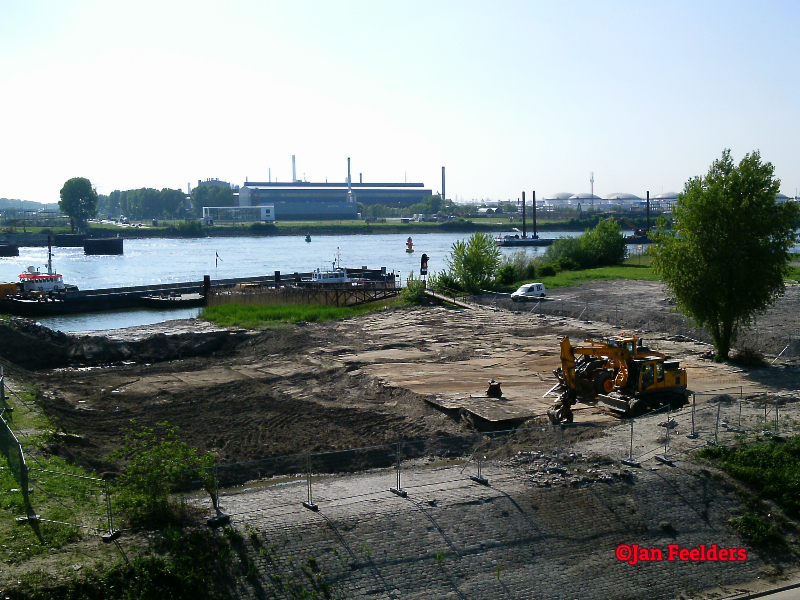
[238,182,433,221]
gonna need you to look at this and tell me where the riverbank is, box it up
[1,213,652,243]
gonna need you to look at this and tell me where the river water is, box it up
[0,229,717,332]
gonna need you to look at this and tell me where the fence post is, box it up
[714,401,721,445]
[390,441,407,497]
[302,453,318,511]
[470,433,489,485]
[775,404,779,435]
[738,387,742,429]
[622,419,640,467]
[687,393,697,438]
[208,463,231,525]
[556,425,562,458]
[0,366,5,403]
[101,478,121,542]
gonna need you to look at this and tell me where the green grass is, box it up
[698,437,800,519]
[495,257,657,293]
[698,436,800,546]
[200,302,389,329]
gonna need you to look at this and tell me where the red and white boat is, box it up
[17,244,77,295]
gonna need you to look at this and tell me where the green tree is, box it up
[191,184,235,216]
[445,232,501,294]
[651,149,799,361]
[59,177,98,232]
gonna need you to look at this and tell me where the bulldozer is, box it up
[547,334,689,424]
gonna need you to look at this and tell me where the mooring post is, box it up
[303,453,318,511]
[390,441,406,497]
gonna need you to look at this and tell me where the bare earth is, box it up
[3,279,800,598]
[23,279,799,474]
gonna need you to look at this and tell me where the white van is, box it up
[511,282,547,301]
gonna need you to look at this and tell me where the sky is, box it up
[1,0,798,204]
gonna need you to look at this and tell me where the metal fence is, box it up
[477,295,799,360]
[1,376,796,544]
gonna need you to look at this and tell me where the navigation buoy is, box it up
[406,236,414,253]
[305,234,311,243]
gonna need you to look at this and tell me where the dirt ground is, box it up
[3,279,799,477]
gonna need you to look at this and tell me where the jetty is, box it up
[0,268,398,317]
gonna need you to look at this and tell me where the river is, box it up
[0,229,741,332]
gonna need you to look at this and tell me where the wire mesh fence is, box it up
[476,295,800,360]
[2,374,797,542]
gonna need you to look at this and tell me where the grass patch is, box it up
[698,437,800,518]
[200,302,388,329]
[495,258,657,293]
[9,527,238,600]
[698,437,800,546]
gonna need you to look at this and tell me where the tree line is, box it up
[96,184,235,220]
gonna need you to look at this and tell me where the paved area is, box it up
[189,405,800,600]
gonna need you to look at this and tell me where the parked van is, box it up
[511,282,546,301]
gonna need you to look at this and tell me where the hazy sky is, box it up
[1,1,798,204]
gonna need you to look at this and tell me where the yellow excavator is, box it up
[547,334,689,423]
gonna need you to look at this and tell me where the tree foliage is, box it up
[59,177,98,230]
[651,149,799,361]
[542,217,627,271]
[100,188,188,219]
[191,184,235,216]
[445,232,501,294]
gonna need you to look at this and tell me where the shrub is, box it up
[542,218,626,270]
[539,265,557,277]
[110,422,215,526]
[445,232,501,294]
[496,264,517,285]
[401,272,428,304]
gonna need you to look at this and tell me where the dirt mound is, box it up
[0,317,245,370]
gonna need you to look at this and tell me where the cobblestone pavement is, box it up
[191,408,796,600]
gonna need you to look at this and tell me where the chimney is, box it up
[359,173,362,184]
[347,158,353,202]
[292,155,296,182]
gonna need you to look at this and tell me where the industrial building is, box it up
[238,181,433,221]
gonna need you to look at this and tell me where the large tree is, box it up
[59,177,98,232]
[651,149,799,361]
[190,184,235,216]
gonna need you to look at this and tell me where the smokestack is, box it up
[359,173,362,184]
[532,191,538,238]
[646,190,650,232]
[441,167,445,201]
[347,157,353,202]
[292,155,296,182]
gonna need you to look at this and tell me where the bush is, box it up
[110,422,215,526]
[444,232,501,294]
[499,250,537,283]
[539,265,557,277]
[542,218,626,270]
[401,272,428,304]
[496,264,517,285]
[429,271,463,294]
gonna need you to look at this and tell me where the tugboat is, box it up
[17,239,78,297]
